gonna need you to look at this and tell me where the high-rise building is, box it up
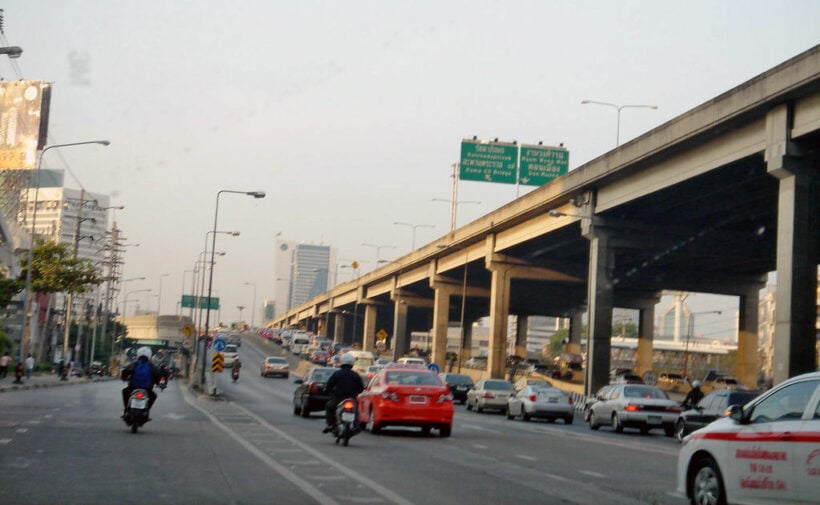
[274,239,336,318]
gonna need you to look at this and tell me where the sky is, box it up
[1,1,818,329]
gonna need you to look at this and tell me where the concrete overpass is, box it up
[273,46,820,395]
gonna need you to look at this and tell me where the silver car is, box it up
[506,386,574,424]
[466,379,514,413]
[587,384,680,436]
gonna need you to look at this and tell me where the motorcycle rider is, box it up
[323,353,365,433]
[120,346,161,418]
[231,359,241,381]
[681,380,705,409]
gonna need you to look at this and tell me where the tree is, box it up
[17,240,103,359]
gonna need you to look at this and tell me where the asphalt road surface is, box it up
[0,339,688,505]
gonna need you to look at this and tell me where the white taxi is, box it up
[676,371,820,505]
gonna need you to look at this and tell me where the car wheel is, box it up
[293,402,301,416]
[439,424,452,438]
[675,420,688,442]
[506,407,514,420]
[583,406,591,422]
[564,415,573,425]
[588,411,599,430]
[690,456,726,505]
[466,399,473,411]
[476,402,483,414]
[664,424,675,438]
[300,399,310,418]
[367,410,381,434]
[611,413,624,433]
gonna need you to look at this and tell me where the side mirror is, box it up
[293,378,303,384]
[727,404,744,422]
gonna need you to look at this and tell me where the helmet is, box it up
[136,346,152,361]
[339,354,355,367]
[692,380,701,388]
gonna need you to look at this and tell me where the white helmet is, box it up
[136,346,152,360]
[339,354,355,366]
[692,380,701,388]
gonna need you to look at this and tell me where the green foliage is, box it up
[546,328,569,357]
[0,274,23,308]
[0,327,13,354]
[19,239,102,294]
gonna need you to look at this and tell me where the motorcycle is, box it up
[330,398,359,446]
[123,388,151,433]
[231,367,240,383]
[158,375,167,391]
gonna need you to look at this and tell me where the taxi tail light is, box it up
[342,400,355,411]
[482,392,495,399]
[624,404,640,412]
[666,406,681,413]
[135,391,146,400]
[437,393,454,403]
[308,382,323,394]
[529,394,537,402]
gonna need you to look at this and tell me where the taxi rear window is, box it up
[386,372,441,386]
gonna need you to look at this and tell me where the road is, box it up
[0,338,688,505]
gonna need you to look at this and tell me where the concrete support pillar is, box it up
[392,300,409,360]
[567,312,583,355]
[737,289,760,389]
[584,229,614,396]
[514,315,528,358]
[487,267,511,379]
[635,305,655,377]
[461,321,474,363]
[362,304,377,353]
[431,286,453,369]
[333,312,345,344]
[766,104,819,383]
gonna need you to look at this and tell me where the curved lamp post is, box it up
[20,140,110,361]
[393,221,435,250]
[201,190,265,385]
[581,100,658,147]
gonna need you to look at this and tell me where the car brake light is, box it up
[437,393,453,403]
[624,404,640,412]
[568,396,574,405]
[483,392,495,399]
[342,400,355,410]
[529,394,537,402]
[381,388,400,402]
[667,406,681,413]
[308,382,322,394]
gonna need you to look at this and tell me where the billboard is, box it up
[0,81,51,169]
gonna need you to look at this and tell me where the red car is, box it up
[357,365,454,437]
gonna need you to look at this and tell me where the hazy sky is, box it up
[1,1,817,327]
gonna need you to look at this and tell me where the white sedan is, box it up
[506,386,574,424]
[677,371,820,505]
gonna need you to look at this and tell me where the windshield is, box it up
[484,381,514,391]
[385,372,441,386]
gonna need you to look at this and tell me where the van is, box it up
[396,357,426,366]
[343,350,375,375]
[290,332,310,356]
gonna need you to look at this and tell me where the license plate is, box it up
[130,399,147,409]
[341,412,355,422]
[409,395,427,404]
[647,415,661,424]
[456,385,467,390]
[547,397,558,403]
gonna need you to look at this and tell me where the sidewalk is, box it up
[0,372,116,393]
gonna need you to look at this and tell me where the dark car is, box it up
[292,367,337,418]
[440,373,474,404]
[309,350,329,366]
[673,388,760,442]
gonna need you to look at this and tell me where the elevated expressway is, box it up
[274,46,820,395]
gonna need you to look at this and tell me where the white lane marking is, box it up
[579,470,606,478]
[282,460,322,466]
[231,402,416,505]
[164,413,185,420]
[460,423,502,434]
[543,472,572,482]
[310,475,347,481]
[16,428,28,433]
[472,444,488,449]
[23,420,40,425]
[516,455,537,461]
[43,414,53,418]
[0,438,11,444]
[338,497,384,504]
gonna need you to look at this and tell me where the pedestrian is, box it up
[25,353,35,380]
[0,351,10,378]
[13,361,23,384]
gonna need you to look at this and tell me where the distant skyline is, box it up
[1,1,817,324]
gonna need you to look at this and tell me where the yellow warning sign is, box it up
[211,353,224,373]
[376,329,388,341]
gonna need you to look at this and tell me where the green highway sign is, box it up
[181,295,220,310]
[519,144,569,186]
[459,140,518,184]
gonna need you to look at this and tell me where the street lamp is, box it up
[157,273,170,315]
[119,276,146,317]
[123,289,151,317]
[393,221,435,250]
[362,243,396,264]
[19,140,110,361]
[201,190,265,385]
[581,100,658,147]
[237,305,246,323]
[244,282,257,328]
[0,46,23,58]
